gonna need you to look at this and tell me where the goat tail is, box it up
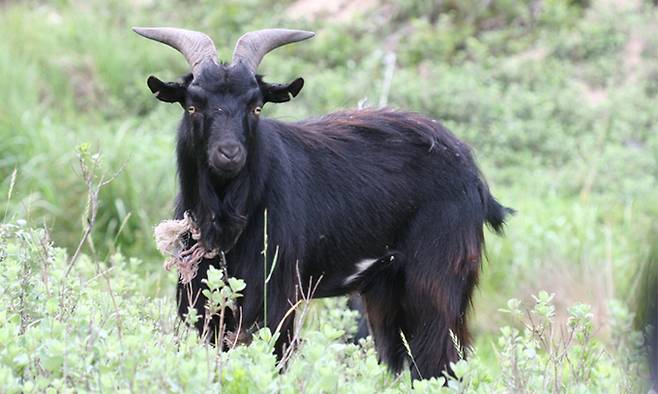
[485,193,514,235]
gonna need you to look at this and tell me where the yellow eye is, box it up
[187,105,196,114]
[253,106,262,115]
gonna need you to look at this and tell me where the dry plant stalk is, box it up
[60,148,126,341]
[66,149,124,275]
[277,264,323,369]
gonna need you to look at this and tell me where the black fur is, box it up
[149,61,511,379]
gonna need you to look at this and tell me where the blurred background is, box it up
[1,0,656,377]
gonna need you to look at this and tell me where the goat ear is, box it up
[260,77,304,104]
[147,75,187,105]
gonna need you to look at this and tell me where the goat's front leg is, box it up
[234,278,298,360]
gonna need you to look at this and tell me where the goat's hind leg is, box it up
[398,204,483,380]
[347,294,370,343]
[359,255,407,374]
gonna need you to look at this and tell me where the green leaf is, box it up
[227,277,246,293]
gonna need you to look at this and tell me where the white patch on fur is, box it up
[344,258,378,285]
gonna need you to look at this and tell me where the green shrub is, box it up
[0,223,649,392]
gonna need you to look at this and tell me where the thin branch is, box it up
[230,306,244,351]
[65,153,125,276]
[378,52,397,107]
[3,167,17,222]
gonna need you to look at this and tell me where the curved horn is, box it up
[232,28,315,73]
[133,27,218,76]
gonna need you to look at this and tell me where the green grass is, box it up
[1,0,656,391]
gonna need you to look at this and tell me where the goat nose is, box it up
[219,144,240,160]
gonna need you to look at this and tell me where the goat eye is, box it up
[253,106,262,115]
[187,105,196,114]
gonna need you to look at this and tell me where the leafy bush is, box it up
[0,223,649,392]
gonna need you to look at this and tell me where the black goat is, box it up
[134,27,511,380]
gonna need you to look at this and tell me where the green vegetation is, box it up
[0,223,647,391]
[1,0,655,391]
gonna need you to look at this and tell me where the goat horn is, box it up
[232,28,315,73]
[133,27,218,76]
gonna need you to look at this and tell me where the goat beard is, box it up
[193,167,249,252]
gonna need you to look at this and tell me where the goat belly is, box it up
[309,251,403,297]
[256,109,491,300]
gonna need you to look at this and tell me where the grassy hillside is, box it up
[1,0,656,391]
